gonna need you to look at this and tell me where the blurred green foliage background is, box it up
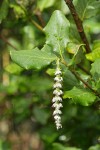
[0,0,100,149]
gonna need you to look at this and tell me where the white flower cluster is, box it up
[52,66,63,130]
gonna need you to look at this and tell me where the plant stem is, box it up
[64,0,91,53]
[71,70,94,92]
[35,9,45,27]
[29,18,44,32]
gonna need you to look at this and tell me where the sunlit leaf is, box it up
[63,87,96,106]
[9,4,25,18]
[67,43,84,66]
[67,43,84,54]
[37,0,56,11]
[46,68,55,76]
[5,63,23,74]
[86,40,100,61]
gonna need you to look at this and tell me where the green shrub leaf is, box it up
[10,48,57,70]
[37,0,56,11]
[76,0,100,21]
[5,63,23,74]
[63,87,96,106]
[44,10,70,55]
[90,59,100,79]
[86,40,100,61]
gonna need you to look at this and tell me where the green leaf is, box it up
[0,0,9,23]
[37,0,56,11]
[10,47,57,70]
[46,68,55,76]
[63,87,96,106]
[67,43,84,66]
[9,4,25,18]
[92,40,100,51]
[90,59,100,78]
[5,63,23,74]
[67,43,84,54]
[86,41,100,62]
[63,69,79,90]
[44,10,70,55]
[69,24,81,42]
[84,19,100,34]
[76,0,100,21]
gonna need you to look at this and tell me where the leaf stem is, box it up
[64,0,91,53]
[34,9,45,27]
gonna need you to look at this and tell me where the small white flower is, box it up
[53,89,58,95]
[54,115,61,120]
[52,102,63,108]
[56,123,62,130]
[54,76,63,82]
[53,82,62,88]
[55,69,62,75]
[55,120,60,124]
[53,109,62,115]
[52,96,62,102]
[53,89,63,95]
[57,103,63,108]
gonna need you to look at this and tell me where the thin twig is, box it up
[34,9,45,27]
[71,70,95,92]
[64,0,91,53]
[61,59,100,97]
[29,18,44,32]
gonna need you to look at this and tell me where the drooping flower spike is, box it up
[52,59,63,130]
